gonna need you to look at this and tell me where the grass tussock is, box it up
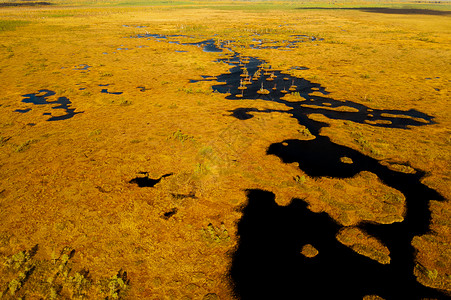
[0,20,30,32]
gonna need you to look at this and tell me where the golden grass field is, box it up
[0,0,450,298]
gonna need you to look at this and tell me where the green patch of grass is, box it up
[355,136,370,149]
[100,72,113,77]
[415,36,437,43]
[102,270,129,299]
[0,245,129,298]
[199,146,213,157]
[176,24,207,33]
[0,45,14,58]
[325,40,344,44]
[353,136,381,156]
[120,99,132,106]
[15,139,37,153]
[169,129,195,143]
[292,92,302,98]
[298,127,314,138]
[362,95,373,102]
[416,263,439,280]
[179,87,211,95]
[200,223,230,245]
[308,75,319,81]
[194,162,209,174]
[89,129,101,136]
[294,175,307,185]
[412,33,438,43]
[0,20,30,32]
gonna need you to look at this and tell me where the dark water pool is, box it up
[129,173,173,187]
[231,189,445,299]
[18,89,83,121]
[73,64,91,71]
[15,108,31,113]
[101,89,123,95]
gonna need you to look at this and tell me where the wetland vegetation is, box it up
[0,0,450,298]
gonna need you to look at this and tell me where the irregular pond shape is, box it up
[182,39,224,53]
[20,89,83,121]
[73,64,91,71]
[129,173,173,187]
[162,208,178,220]
[101,89,123,95]
[15,108,32,113]
[199,40,222,52]
[231,189,445,299]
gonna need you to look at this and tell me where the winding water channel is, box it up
[138,34,446,298]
